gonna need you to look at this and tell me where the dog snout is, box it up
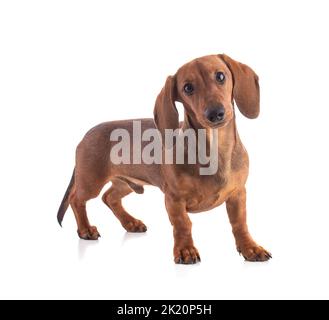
[204,105,225,124]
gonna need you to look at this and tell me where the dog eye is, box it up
[183,83,194,95]
[216,72,225,83]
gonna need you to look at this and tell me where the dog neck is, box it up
[182,111,237,177]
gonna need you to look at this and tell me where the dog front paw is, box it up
[174,246,201,264]
[238,244,272,262]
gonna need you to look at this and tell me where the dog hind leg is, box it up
[102,179,147,232]
[69,189,102,240]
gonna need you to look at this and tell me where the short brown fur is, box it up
[57,54,271,263]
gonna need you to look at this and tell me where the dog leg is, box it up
[102,179,147,232]
[226,187,271,261]
[69,191,101,240]
[165,196,200,264]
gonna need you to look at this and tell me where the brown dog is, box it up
[57,54,271,264]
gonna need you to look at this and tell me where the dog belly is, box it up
[186,193,225,213]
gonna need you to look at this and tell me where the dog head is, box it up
[154,54,260,135]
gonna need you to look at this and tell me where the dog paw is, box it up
[123,219,147,233]
[238,244,272,262]
[78,226,101,240]
[174,246,201,265]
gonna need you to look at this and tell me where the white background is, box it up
[1,0,329,300]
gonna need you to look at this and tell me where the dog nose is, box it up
[204,106,225,123]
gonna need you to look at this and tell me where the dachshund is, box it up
[57,54,271,264]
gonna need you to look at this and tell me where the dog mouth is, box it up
[203,118,230,129]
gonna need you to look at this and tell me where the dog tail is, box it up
[57,168,75,227]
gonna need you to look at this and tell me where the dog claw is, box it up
[265,252,272,259]
[193,256,201,263]
[175,257,183,264]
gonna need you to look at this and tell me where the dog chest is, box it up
[185,177,232,213]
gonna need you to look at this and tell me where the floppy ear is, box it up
[153,75,179,139]
[219,54,260,119]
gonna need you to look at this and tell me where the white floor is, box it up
[1,178,329,300]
